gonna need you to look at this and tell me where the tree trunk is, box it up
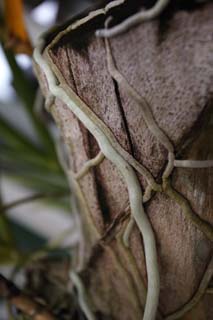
[34,1,213,319]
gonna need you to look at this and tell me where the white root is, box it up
[34,38,160,320]
[105,31,174,247]
[143,185,154,203]
[174,160,213,168]
[45,94,55,111]
[162,152,175,179]
[33,5,213,317]
[46,47,161,193]
[123,184,153,247]
[53,132,86,271]
[96,0,170,38]
[70,271,96,320]
[123,217,135,247]
[75,151,105,180]
[104,0,126,11]
[105,33,174,153]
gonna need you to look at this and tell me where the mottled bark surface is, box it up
[35,1,213,319]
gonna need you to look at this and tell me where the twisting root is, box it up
[163,179,213,241]
[165,255,213,320]
[123,185,153,247]
[105,24,174,248]
[70,271,96,320]
[96,0,170,38]
[34,15,212,319]
[34,37,160,320]
[104,24,213,244]
[104,33,174,153]
[143,185,154,203]
[162,152,175,179]
[48,60,161,193]
[53,130,87,272]
[45,94,55,111]
[104,0,126,11]
[75,151,105,180]
[123,217,135,247]
[174,160,213,168]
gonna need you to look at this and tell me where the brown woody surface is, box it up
[35,1,213,319]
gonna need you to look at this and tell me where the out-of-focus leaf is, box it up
[0,116,44,154]
[1,145,61,172]
[2,47,56,155]
[0,214,14,244]
[0,244,20,264]
[9,219,46,253]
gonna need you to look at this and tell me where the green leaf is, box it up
[0,214,14,244]
[0,244,20,264]
[1,44,56,155]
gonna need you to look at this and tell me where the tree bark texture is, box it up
[34,1,213,319]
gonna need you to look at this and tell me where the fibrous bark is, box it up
[34,1,213,319]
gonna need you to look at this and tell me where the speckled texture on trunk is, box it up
[34,1,213,319]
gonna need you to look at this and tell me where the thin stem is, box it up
[43,45,162,193]
[1,190,69,212]
[70,271,96,320]
[123,185,154,247]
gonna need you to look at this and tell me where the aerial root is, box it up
[75,151,105,180]
[34,13,213,318]
[123,217,135,247]
[45,93,55,111]
[70,271,96,320]
[34,36,160,320]
[96,0,170,38]
[162,152,175,179]
[123,185,154,247]
[105,30,175,181]
[163,179,213,242]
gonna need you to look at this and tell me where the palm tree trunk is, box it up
[34,1,213,319]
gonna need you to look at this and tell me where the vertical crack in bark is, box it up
[65,47,111,227]
[112,78,136,157]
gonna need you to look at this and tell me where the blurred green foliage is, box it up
[0,43,70,268]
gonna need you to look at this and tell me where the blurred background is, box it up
[0,1,99,318]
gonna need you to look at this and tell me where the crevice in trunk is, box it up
[112,78,135,157]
